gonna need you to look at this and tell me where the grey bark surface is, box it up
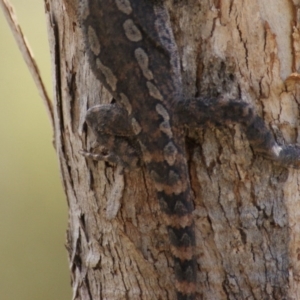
[45,0,300,299]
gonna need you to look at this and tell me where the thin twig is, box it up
[0,0,54,130]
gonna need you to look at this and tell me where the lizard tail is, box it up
[157,189,197,299]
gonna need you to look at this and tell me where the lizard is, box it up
[79,0,300,299]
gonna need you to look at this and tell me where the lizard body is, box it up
[79,1,300,299]
[81,0,197,298]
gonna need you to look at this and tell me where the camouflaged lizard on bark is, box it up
[79,0,300,299]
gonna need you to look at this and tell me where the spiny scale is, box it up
[81,0,197,299]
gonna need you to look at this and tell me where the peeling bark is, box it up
[46,0,300,299]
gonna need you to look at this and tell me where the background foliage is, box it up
[0,1,71,299]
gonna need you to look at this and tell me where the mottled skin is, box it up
[79,0,300,299]
[81,0,196,298]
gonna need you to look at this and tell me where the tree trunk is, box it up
[45,0,300,299]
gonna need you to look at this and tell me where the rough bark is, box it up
[45,0,300,299]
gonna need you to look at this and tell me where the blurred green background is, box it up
[0,1,71,299]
